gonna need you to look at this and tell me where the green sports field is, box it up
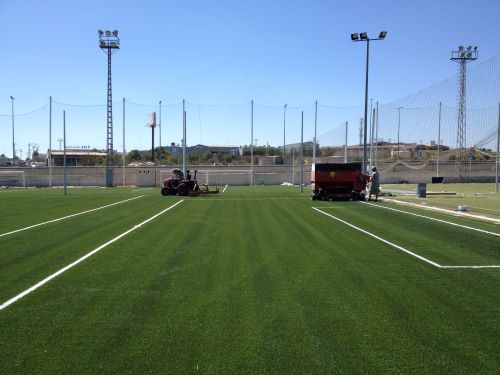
[1,186,499,373]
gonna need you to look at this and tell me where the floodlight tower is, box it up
[98,29,120,187]
[450,45,478,178]
[350,31,387,173]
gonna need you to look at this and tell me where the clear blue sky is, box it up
[1,0,499,156]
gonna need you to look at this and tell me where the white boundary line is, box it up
[312,207,500,269]
[222,185,228,193]
[312,207,442,268]
[132,188,153,192]
[0,200,184,312]
[385,198,500,225]
[362,202,500,238]
[0,196,144,238]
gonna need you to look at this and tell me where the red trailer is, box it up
[311,162,369,201]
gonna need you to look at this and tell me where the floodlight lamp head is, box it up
[98,29,103,36]
[351,33,359,41]
[10,96,14,100]
[105,30,111,36]
[467,45,472,51]
[113,30,118,36]
[379,31,387,39]
[474,46,478,51]
[459,45,464,51]
[360,32,368,40]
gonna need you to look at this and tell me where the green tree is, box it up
[126,150,142,163]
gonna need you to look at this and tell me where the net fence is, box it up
[0,55,499,165]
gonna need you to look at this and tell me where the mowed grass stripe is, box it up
[0,195,184,301]
[0,200,184,312]
[0,188,142,233]
[317,201,500,266]
[0,187,499,373]
[0,195,144,238]
[0,196,386,373]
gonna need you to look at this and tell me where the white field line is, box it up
[0,196,144,238]
[0,200,184,312]
[132,188,153,192]
[362,202,500,238]
[313,207,442,268]
[386,198,500,225]
[222,185,228,193]
[312,207,500,269]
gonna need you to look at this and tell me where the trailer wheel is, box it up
[161,187,171,196]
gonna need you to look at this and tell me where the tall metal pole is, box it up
[370,107,375,171]
[375,101,379,166]
[99,30,120,187]
[351,32,387,172]
[437,102,442,177]
[251,100,254,186]
[106,47,114,186]
[363,39,370,174]
[182,99,186,179]
[49,96,52,187]
[151,117,155,162]
[397,106,403,160]
[450,45,478,179]
[300,111,304,193]
[63,111,67,196]
[313,100,318,164]
[159,100,162,148]
[496,102,499,193]
[283,104,287,165]
[344,121,348,163]
[369,98,373,162]
[122,97,126,186]
[10,96,15,163]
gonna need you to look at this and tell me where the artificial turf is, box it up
[0,186,499,373]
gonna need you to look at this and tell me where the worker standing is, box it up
[368,166,380,201]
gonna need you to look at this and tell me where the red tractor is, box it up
[311,162,369,201]
[161,168,219,196]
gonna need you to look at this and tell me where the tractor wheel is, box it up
[177,183,188,196]
[161,187,171,196]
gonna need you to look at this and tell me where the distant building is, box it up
[48,149,108,166]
